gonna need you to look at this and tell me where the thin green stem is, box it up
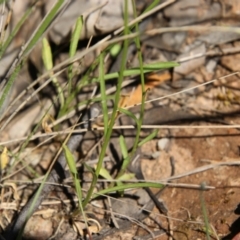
[200,182,211,240]
[127,0,146,161]
[83,0,129,208]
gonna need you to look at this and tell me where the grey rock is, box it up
[151,151,160,159]
[199,30,240,46]
[174,42,206,79]
[164,0,221,26]
[206,59,218,73]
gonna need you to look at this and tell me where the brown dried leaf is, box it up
[42,114,54,133]
[0,147,9,170]
[126,72,171,107]
[3,183,20,201]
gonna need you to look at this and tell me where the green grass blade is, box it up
[68,16,83,93]
[117,173,135,181]
[119,135,131,172]
[62,60,178,117]
[115,142,136,196]
[92,182,164,200]
[22,0,66,56]
[15,170,49,240]
[0,0,67,117]
[143,0,161,13]
[118,107,139,127]
[138,129,159,147]
[0,60,23,114]
[130,0,146,161]
[89,61,179,83]
[82,0,130,208]
[119,135,128,160]
[63,145,78,174]
[200,182,211,240]
[99,166,113,180]
[42,37,64,108]
[59,57,100,117]
[0,4,34,58]
[99,52,108,136]
[117,107,140,175]
[42,38,53,69]
[69,16,83,58]
[63,145,88,226]
[115,135,131,191]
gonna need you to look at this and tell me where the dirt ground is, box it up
[141,127,240,240]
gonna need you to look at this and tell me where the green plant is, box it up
[0,0,178,238]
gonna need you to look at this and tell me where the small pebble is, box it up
[206,59,217,73]
[158,138,170,151]
[23,216,53,240]
[136,189,151,205]
[151,151,160,159]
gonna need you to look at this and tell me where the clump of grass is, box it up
[0,0,178,238]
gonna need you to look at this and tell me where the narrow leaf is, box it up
[42,38,53,70]
[68,16,83,92]
[117,173,135,181]
[99,53,108,136]
[138,129,159,147]
[63,145,77,175]
[0,4,34,58]
[99,167,113,181]
[92,182,164,199]
[89,61,179,83]
[23,0,66,56]
[69,16,83,58]
[42,37,65,108]
[119,135,128,159]
[143,0,161,13]
[118,108,139,127]
[63,144,87,226]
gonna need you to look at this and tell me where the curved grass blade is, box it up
[92,182,164,200]
[138,129,159,147]
[99,166,113,181]
[42,37,64,108]
[68,16,83,93]
[0,60,23,115]
[63,144,88,228]
[99,52,108,136]
[82,0,130,208]
[143,0,161,13]
[0,2,35,58]
[89,61,179,83]
[118,107,139,128]
[119,135,128,160]
[22,0,68,57]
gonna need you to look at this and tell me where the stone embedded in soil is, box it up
[206,59,218,74]
[23,215,53,240]
[157,138,170,151]
[151,151,160,159]
[221,53,240,72]
[173,42,206,80]
[135,189,151,205]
